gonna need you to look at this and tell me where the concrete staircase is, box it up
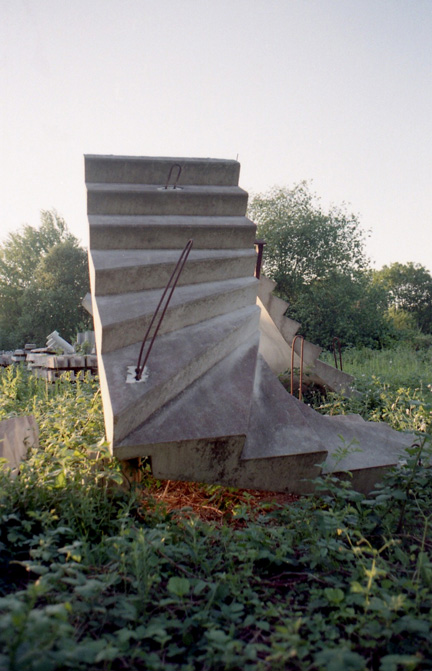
[86,155,414,494]
[258,275,355,395]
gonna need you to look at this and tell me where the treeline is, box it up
[249,182,432,350]
[0,210,91,350]
[2,191,431,353]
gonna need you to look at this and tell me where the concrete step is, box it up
[257,276,301,341]
[115,334,260,462]
[321,414,413,493]
[85,155,241,187]
[87,183,248,217]
[93,275,258,353]
[88,215,256,250]
[310,359,355,396]
[257,275,278,304]
[89,248,256,295]
[272,385,413,493]
[257,276,321,366]
[99,306,260,445]
[239,357,328,493]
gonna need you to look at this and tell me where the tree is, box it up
[288,271,392,350]
[18,241,91,345]
[249,182,369,305]
[373,262,432,334]
[0,211,90,349]
[248,183,391,349]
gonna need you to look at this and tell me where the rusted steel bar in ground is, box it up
[165,163,182,189]
[332,336,343,371]
[254,239,266,279]
[135,239,194,380]
[290,335,305,401]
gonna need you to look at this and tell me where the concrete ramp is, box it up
[86,155,414,494]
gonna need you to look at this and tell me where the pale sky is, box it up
[1,0,431,271]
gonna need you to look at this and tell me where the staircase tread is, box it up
[87,183,247,196]
[95,276,258,328]
[91,248,256,271]
[88,214,255,228]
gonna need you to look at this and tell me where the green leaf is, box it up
[167,576,190,597]
[380,654,422,671]
[315,647,366,671]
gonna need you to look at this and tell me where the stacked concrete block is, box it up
[28,353,98,381]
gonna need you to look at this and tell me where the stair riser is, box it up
[90,254,256,295]
[89,222,256,250]
[85,156,240,186]
[87,190,248,217]
[150,448,323,495]
[110,312,260,444]
[98,281,259,353]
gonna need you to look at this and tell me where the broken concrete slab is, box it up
[0,416,38,474]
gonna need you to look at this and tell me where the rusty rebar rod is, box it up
[135,239,194,380]
[290,335,305,400]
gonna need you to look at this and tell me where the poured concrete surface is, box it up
[90,248,256,294]
[87,184,248,217]
[99,306,260,444]
[88,215,257,250]
[85,155,241,186]
[93,276,258,353]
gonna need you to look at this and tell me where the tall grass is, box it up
[321,343,432,390]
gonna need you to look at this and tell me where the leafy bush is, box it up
[0,364,432,670]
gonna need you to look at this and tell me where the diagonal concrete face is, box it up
[115,335,260,461]
[94,276,258,353]
[99,307,260,445]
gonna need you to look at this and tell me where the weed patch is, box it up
[0,364,431,670]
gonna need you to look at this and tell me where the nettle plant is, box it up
[0,364,431,670]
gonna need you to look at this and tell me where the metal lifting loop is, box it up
[290,335,305,400]
[135,239,194,380]
[165,163,182,190]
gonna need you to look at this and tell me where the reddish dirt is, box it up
[138,477,300,525]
